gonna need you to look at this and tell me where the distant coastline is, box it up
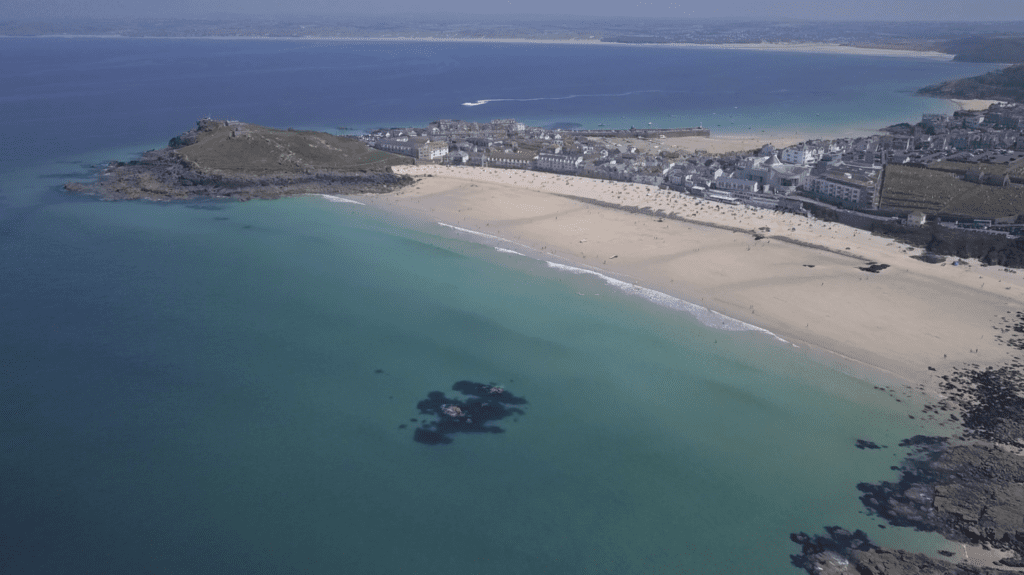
[2,34,954,60]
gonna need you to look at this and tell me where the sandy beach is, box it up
[364,165,1024,397]
[952,98,1008,111]
[16,34,954,61]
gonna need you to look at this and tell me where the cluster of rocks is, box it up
[409,380,527,445]
[995,311,1024,352]
[791,312,1024,574]
[940,365,1024,448]
[856,437,1024,564]
[791,526,1014,575]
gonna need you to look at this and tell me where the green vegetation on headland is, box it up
[880,164,1024,219]
[918,64,1024,104]
[65,119,414,201]
[937,37,1024,63]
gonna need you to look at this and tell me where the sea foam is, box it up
[545,261,784,340]
[437,222,531,250]
[318,194,365,205]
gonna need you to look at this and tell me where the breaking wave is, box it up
[437,222,531,250]
[495,247,524,256]
[319,194,365,205]
[545,261,784,339]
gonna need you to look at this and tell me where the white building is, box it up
[780,144,823,165]
[484,151,535,169]
[535,153,583,173]
[374,137,447,160]
[714,177,759,193]
[807,165,881,208]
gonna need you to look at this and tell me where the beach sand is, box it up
[365,165,1024,397]
[951,99,1007,111]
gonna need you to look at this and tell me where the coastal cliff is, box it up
[65,119,415,201]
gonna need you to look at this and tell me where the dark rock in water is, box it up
[855,439,883,450]
[414,428,453,445]
[790,527,875,575]
[898,435,946,447]
[791,526,1017,575]
[411,381,527,445]
[856,437,1024,561]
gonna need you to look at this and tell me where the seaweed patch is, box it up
[411,380,527,445]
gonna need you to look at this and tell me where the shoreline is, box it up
[951,98,1010,111]
[363,164,1024,398]
[1,34,954,60]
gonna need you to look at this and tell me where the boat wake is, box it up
[462,89,669,107]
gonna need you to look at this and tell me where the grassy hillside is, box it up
[918,64,1024,103]
[938,36,1024,63]
[880,164,1024,219]
[174,120,411,174]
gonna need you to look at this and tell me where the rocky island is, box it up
[66,119,415,201]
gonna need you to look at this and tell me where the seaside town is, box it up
[362,102,1024,232]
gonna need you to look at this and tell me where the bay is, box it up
[0,38,996,574]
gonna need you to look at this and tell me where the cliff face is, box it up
[66,120,415,201]
[918,64,1024,104]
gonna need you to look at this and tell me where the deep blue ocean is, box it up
[0,38,1002,574]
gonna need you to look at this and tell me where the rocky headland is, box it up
[791,314,1024,574]
[65,119,415,201]
[918,64,1024,104]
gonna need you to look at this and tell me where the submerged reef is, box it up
[412,380,527,445]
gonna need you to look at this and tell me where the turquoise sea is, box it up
[0,38,1003,574]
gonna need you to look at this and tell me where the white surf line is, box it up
[436,222,533,250]
[317,194,365,205]
[545,261,786,341]
[495,247,525,256]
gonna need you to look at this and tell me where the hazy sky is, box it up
[7,0,1022,22]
